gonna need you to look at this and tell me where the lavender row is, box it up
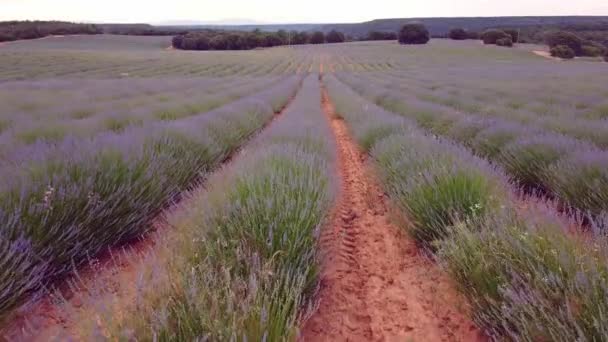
[0,76,282,160]
[357,71,608,150]
[337,72,608,218]
[0,75,302,323]
[81,75,336,339]
[324,74,608,341]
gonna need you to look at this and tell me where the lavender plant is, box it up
[0,76,301,322]
[325,74,608,341]
[85,75,335,340]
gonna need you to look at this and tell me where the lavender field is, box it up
[1,35,608,341]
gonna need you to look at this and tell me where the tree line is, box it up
[0,21,101,42]
[172,29,350,50]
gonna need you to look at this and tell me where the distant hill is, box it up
[318,16,608,38]
[159,23,321,33]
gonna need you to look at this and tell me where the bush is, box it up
[262,34,283,47]
[449,28,468,40]
[544,151,608,216]
[0,32,15,42]
[545,31,583,55]
[326,30,345,43]
[172,30,316,50]
[398,23,430,45]
[372,134,503,247]
[171,35,183,49]
[292,31,310,44]
[550,44,576,59]
[310,31,325,44]
[496,37,513,47]
[581,43,606,57]
[503,29,519,43]
[497,135,581,191]
[466,31,480,40]
[440,214,608,341]
[481,29,510,45]
[0,21,101,42]
[209,35,228,50]
[605,51,608,62]
[366,31,398,41]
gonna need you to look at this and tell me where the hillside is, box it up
[319,16,608,37]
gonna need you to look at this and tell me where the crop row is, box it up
[355,71,608,149]
[0,75,301,322]
[324,74,608,341]
[336,72,608,219]
[0,46,303,80]
[77,75,335,340]
[0,76,283,161]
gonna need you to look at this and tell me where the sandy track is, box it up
[300,80,483,341]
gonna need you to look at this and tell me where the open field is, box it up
[1,35,608,341]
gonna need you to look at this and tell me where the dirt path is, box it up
[533,50,562,61]
[300,79,483,341]
[2,88,301,341]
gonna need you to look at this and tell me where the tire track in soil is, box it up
[2,85,302,342]
[300,76,484,341]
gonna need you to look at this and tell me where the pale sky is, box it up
[1,0,607,24]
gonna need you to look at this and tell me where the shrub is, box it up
[366,31,398,41]
[497,135,581,191]
[545,31,583,55]
[171,35,183,48]
[209,35,228,50]
[262,33,283,47]
[466,31,480,40]
[326,30,345,43]
[310,31,325,44]
[293,31,310,44]
[372,134,503,247]
[471,122,525,160]
[446,119,489,148]
[605,51,608,62]
[550,45,575,59]
[449,28,468,40]
[439,214,608,341]
[0,32,15,42]
[496,37,513,47]
[481,29,509,45]
[581,44,606,57]
[224,34,241,50]
[398,23,430,45]
[503,28,519,43]
[544,151,608,216]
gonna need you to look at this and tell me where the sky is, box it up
[1,0,608,24]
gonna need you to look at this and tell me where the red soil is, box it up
[300,80,484,341]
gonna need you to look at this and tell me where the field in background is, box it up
[1,34,608,340]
